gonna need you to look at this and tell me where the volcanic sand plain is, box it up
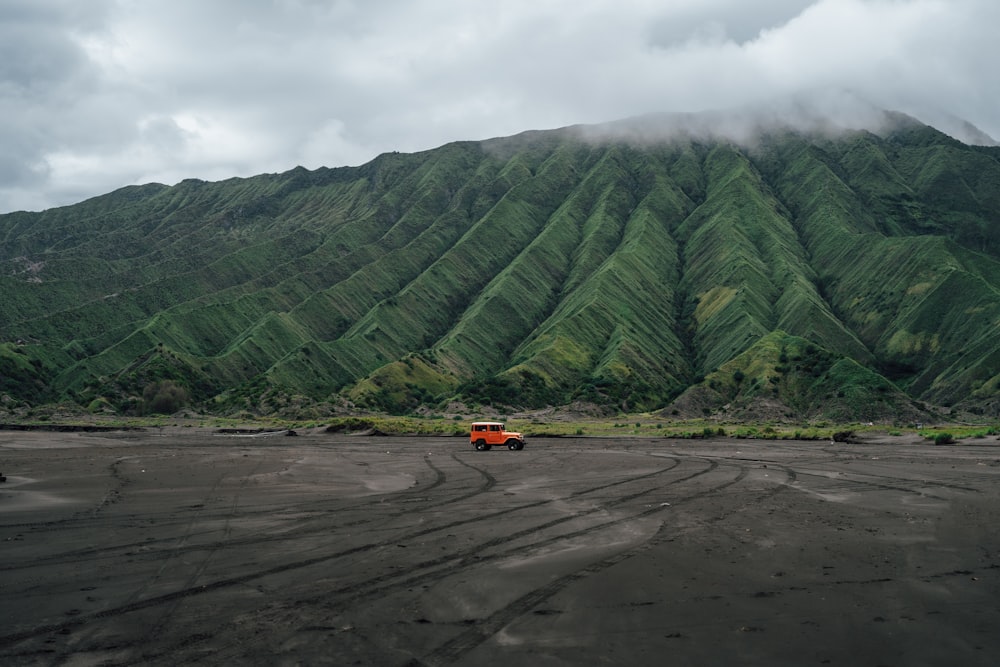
[2,427,999,666]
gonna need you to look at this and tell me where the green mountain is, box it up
[3,109,1000,421]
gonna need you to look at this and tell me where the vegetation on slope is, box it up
[2,111,1000,421]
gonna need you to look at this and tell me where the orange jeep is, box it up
[470,422,525,451]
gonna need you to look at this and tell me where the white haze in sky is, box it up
[1,0,997,213]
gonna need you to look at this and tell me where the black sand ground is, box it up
[2,427,999,666]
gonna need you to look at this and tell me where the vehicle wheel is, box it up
[507,440,518,451]
[516,442,524,450]
[484,444,492,451]
[475,439,487,451]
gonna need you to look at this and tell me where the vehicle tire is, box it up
[516,442,524,450]
[475,439,487,451]
[507,440,519,451]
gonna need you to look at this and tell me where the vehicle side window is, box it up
[489,424,501,432]
[474,425,486,432]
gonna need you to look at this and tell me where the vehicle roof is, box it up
[470,421,505,425]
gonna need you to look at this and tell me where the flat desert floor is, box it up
[2,427,999,666]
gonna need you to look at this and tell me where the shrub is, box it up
[142,380,189,415]
[933,432,955,446]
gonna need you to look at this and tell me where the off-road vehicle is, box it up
[469,422,525,451]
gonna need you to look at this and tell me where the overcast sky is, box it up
[2,0,997,213]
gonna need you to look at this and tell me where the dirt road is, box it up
[2,428,999,665]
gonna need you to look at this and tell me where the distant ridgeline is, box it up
[3,109,1000,420]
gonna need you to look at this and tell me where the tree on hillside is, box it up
[142,380,189,415]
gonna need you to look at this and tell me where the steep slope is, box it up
[2,110,1000,419]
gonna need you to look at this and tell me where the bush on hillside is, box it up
[142,380,189,415]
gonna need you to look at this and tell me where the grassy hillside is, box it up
[3,111,1000,421]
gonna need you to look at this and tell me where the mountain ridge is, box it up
[2,108,1000,421]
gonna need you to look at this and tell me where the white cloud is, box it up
[1,0,997,213]
[295,118,375,170]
